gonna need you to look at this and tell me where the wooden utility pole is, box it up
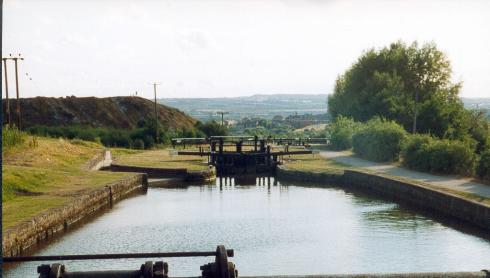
[3,58,11,127]
[14,56,21,129]
[2,54,24,129]
[152,82,161,143]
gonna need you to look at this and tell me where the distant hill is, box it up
[3,96,196,130]
[161,94,329,121]
[162,94,490,121]
[461,97,490,110]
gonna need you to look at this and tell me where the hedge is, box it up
[328,116,360,150]
[352,118,407,162]
[477,150,490,181]
[402,134,477,176]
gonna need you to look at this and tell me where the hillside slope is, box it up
[3,96,196,130]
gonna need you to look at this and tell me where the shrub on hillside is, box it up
[328,116,360,150]
[2,126,27,149]
[195,121,228,137]
[402,135,477,176]
[477,150,490,181]
[352,118,408,162]
[132,139,145,150]
[77,129,97,141]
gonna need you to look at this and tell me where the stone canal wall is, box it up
[342,170,490,231]
[277,167,490,231]
[2,174,148,257]
[102,164,216,181]
[87,150,113,171]
[186,167,217,182]
[103,164,188,178]
[276,167,344,184]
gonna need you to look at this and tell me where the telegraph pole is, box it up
[2,54,24,129]
[3,58,11,127]
[14,56,21,129]
[152,82,161,143]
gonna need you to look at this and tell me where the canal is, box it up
[4,177,490,277]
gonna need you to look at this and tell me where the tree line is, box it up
[26,119,228,150]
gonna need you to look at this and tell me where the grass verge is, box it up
[280,153,347,174]
[2,136,130,231]
[111,148,208,171]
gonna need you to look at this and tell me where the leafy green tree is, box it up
[328,41,465,139]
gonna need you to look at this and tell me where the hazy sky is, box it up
[3,0,490,99]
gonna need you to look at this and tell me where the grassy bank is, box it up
[2,135,131,231]
[111,148,208,171]
[280,153,346,174]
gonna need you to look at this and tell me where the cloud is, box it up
[175,30,213,53]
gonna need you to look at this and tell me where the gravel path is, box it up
[320,150,490,199]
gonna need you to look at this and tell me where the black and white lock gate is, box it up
[3,245,237,278]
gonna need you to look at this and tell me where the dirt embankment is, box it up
[2,96,196,130]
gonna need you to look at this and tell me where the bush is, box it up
[402,135,477,176]
[195,121,228,137]
[352,118,408,162]
[132,139,145,150]
[2,126,27,149]
[26,120,204,149]
[143,136,155,149]
[476,150,490,181]
[328,116,359,150]
[401,134,432,170]
[77,129,97,141]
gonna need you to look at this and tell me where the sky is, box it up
[2,0,490,99]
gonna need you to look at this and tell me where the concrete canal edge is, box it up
[276,167,490,231]
[2,174,148,257]
[102,164,216,182]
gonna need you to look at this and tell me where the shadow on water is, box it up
[277,178,490,242]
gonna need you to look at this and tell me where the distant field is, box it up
[160,94,490,121]
[294,123,327,132]
[161,94,329,121]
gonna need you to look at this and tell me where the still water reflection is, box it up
[4,177,490,277]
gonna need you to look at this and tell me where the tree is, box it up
[195,121,228,137]
[328,41,465,139]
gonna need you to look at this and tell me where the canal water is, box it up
[4,177,490,277]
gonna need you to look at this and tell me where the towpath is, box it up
[320,150,490,199]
